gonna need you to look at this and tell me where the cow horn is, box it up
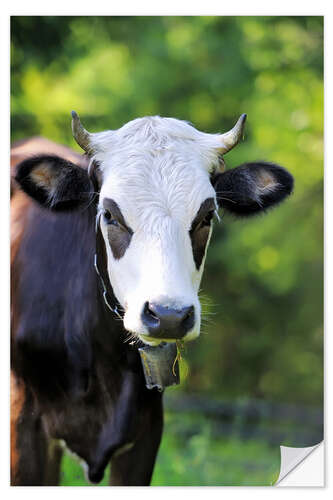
[219,114,247,154]
[71,111,94,154]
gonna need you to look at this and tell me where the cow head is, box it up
[15,113,293,347]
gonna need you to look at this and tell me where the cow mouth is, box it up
[138,334,176,346]
[138,334,163,346]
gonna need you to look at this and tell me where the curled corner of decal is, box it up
[274,441,324,486]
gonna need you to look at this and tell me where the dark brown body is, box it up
[10,138,163,486]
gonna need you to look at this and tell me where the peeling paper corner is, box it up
[274,441,323,485]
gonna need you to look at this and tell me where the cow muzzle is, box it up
[141,301,195,340]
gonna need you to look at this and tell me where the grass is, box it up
[60,411,280,486]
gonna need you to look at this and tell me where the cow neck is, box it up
[94,213,123,320]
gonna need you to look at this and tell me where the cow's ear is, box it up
[15,155,94,211]
[212,162,294,217]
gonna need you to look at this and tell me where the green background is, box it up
[11,16,323,486]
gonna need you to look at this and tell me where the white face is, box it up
[92,117,222,346]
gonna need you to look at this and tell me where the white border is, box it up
[1,2,330,497]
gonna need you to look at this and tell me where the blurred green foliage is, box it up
[11,14,323,457]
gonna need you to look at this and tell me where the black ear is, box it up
[15,155,94,211]
[212,162,294,217]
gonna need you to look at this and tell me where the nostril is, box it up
[144,301,158,320]
[181,305,195,329]
[184,307,193,320]
[142,301,160,329]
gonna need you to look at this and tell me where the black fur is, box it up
[14,155,95,211]
[13,203,97,398]
[212,162,294,216]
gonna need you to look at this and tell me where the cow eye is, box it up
[103,209,111,221]
[103,210,119,227]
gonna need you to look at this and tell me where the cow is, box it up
[10,113,293,486]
